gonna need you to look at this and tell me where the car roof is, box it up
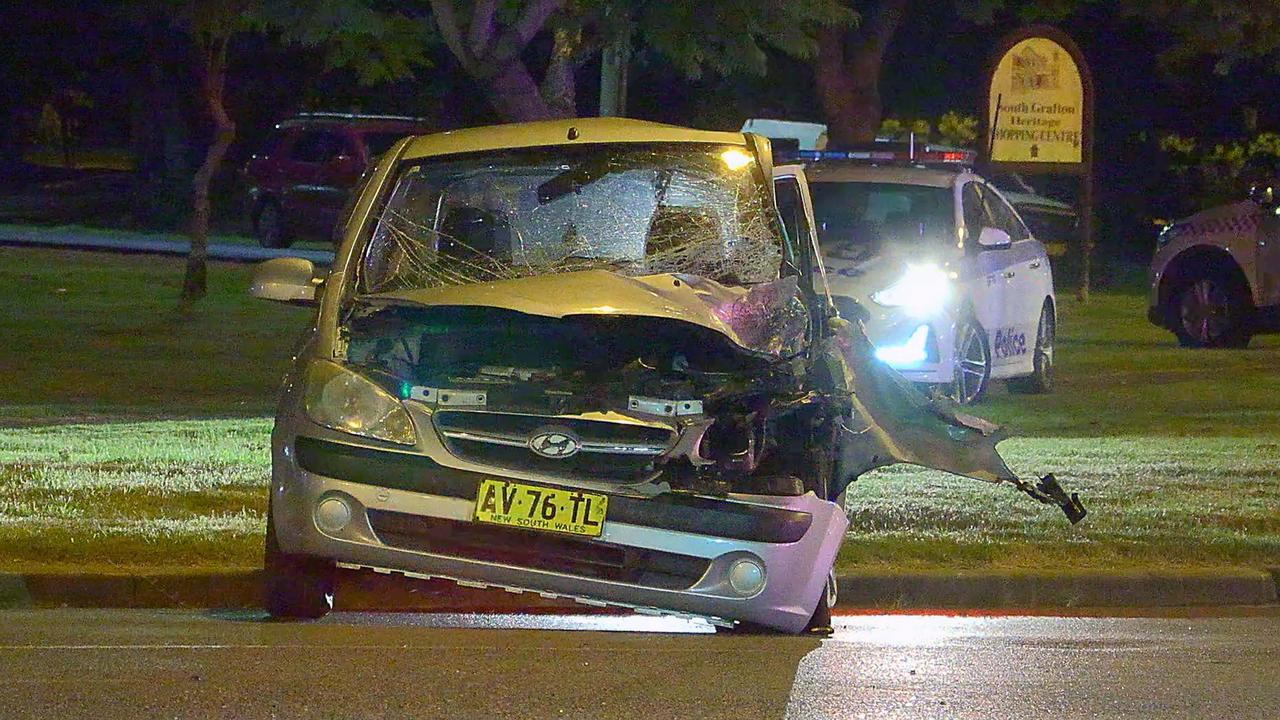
[400,118,747,160]
[801,163,958,188]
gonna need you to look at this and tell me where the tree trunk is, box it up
[430,0,572,123]
[814,27,876,145]
[183,38,235,309]
[598,36,629,117]
[59,114,72,168]
[484,58,565,122]
[541,27,583,118]
[0,103,24,181]
[812,0,909,146]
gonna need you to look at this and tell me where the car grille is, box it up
[432,411,676,482]
[367,509,711,590]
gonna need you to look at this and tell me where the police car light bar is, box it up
[781,146,976,168]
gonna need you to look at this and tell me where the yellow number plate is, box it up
[473,479,608,538]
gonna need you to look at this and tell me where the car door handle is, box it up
[1003,271,1016,278]
[1029,261,1042,269]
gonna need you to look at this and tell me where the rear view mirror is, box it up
[977,227,1013,250]
[250,257,320,305]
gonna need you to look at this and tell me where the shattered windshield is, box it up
[357,143,783,294]
[809,181,955,258]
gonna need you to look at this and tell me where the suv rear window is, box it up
[289,130,347,163]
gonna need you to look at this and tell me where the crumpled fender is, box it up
[823,318,1018,498]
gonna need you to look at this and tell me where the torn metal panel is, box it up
[362,270,803,358]
[824,317,1017,490]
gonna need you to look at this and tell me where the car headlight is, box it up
[870,264,952,317]
[874,324,932,367]
[303,361,416,445]
[1156,222,1183,248]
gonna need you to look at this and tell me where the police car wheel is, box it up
[1172,273,1252,348]
[1008,301,1055,394]
[949,317,991,405]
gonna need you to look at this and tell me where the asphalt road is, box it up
[0,609,1276,719]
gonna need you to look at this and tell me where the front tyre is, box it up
[1171,272,1253,348]
[254,200,292,249]
[264,504,334,620]
[948,316,991,405]
[1008,301,1055,394]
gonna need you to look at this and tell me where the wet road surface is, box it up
[0,609,1276,719]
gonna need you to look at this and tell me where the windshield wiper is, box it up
[537,161,610,204]
[556,254,634,270]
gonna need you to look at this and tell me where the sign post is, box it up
[982,26,1095,301]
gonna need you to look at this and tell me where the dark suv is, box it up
[244,113,431,248]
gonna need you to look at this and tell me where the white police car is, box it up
[794,146,1057,404]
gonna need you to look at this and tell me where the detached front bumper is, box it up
[272,436,848,632]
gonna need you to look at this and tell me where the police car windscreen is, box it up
[809,182,954,255]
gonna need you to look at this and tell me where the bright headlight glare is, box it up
[303,361,416,445]
[871,264,952,316]
[1156,223,1184,247]
[874,325,931,367]
[720,148,753,171]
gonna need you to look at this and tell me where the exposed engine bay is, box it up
[342,274,840,498]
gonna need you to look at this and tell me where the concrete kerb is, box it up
[0,228,334,265]
[1,568,1275,612]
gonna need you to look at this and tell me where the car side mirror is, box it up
[977,227,1013,250]
[250,257,321,305]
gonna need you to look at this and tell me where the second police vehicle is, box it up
[783,141,1057,405]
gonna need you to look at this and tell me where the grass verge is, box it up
[845,436,1280,571]
[0,247,1277,574]
[976,289,1280,437]
[0,421,1276,574]
[0,247,307,425]
[0,420,268,573]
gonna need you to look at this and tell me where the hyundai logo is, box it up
[528,427,582,459]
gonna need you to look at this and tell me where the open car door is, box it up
[771,165,1085,523]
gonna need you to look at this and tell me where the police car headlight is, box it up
[1156,222,1183,248]
[303,361,416,445]
[871,264,952,317]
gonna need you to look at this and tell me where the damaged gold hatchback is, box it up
[251,118,1084,633]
